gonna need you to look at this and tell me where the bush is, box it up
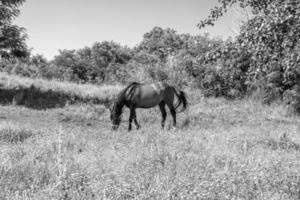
[1,58,39,77]
[164,51,196,87]
[283,86,300,115]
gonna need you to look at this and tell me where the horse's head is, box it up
[110,101,122,130]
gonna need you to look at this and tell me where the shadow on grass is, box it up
[0,84,110,110]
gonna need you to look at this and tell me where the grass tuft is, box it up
[0,126,34,143]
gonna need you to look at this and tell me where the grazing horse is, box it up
[110,82,187,131]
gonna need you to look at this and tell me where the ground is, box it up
[0,76,300,199]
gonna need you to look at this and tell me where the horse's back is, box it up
[132,82,171,108]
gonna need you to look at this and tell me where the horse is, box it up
[110,82,187,131]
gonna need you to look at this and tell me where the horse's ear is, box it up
[103,101,113,112]
[103,101,110,109]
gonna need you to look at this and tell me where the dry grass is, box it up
[0,74,300,199]
[0,72,123,103]
[0,123,35,143]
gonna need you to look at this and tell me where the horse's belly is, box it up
[135,94,162,108]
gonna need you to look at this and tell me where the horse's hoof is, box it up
[171,127,177,131]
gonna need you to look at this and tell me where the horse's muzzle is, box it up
[111,124,119,130]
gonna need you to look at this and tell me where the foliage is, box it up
[164,50,197,87]
[137,27,185,61]
[0,27,221,88]
[0,0,29,58]
[126,51,164,83]
[198,39,251,98]
[0,0,26,25]
[90,41,132,83]
[198,0,300,112]
[51,41,133,83]
[128,31,225,87]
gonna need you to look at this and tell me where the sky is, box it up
[14,0,237,60]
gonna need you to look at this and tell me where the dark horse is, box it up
[110,82,187,131]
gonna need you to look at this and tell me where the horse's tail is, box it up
[173,87,188,112]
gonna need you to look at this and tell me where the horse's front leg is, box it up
[133,109,140,129]
[129,106,139,131]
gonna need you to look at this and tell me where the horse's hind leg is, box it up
[167,104,176,127]
[159,102,167,129]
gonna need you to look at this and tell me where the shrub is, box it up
[196,0,300,112]
[283,85,300,115]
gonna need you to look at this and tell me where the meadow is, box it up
[0,73,300,199]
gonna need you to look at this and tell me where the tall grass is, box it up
[0,94,299,199]
[0,72,123,103]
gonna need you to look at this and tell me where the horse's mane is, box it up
[116,82,140,100]
[112,82,140,116]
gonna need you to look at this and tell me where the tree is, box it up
[52,49,83,81]
[198,0,300,73]
[198,0,300,102]
[90,41,132,82]
[0,0,29,58]
[227,4,254,36]
[52,41,133,83]
[0,0,25,25]
[180,33,224,57]
[137,27,184,61]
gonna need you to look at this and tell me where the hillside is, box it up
[0,74,300,199]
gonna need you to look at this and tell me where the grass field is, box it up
[0,73,300,199]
